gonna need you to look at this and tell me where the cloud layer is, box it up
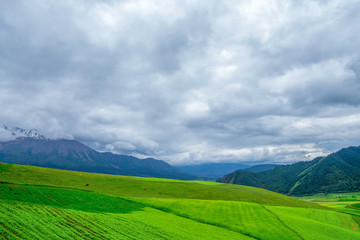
[1,0,360,165]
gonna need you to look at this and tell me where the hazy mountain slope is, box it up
[243,164,279,173]
[0,137,195,180]
[177,163,249,178]
[219,146,360,195]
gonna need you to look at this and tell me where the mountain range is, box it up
[0,126,195,180]
[4,125,360,195]
[177,163,279,180]
[219,146,360,195]
[177,163,250,179]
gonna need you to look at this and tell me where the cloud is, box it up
[1,0,360,165]
[263,58,360,108]
[0,128,16,142]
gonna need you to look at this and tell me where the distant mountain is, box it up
[219,146,360,195]
[178,163,249,178]
[0,137,195,180]
[243,164,278,173]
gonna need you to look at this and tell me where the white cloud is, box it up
[1,0,360,165]
[0,129,16,142]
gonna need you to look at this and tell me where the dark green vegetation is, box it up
[1,162,360,239]
[219,146,360,195]
[0,137,194,180]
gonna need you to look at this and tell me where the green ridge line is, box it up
[262,205,305,240]
[289,158,325,195]
[298,158,324,178]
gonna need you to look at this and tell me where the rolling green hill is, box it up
[219,146,360,195]
[1,162,360,239]
[0,162,318,207]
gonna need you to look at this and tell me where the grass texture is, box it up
[1,162,360,239]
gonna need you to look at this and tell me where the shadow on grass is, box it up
[0,183,145,214]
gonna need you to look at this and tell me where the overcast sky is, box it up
[1,0,360,165]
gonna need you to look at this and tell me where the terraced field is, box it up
[1,162,360,239]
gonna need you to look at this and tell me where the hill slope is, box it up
[0,137,194,180]
[219,146,360,195]
[0,162,319,207]
[1,163,360,240]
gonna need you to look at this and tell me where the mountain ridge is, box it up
[219,146,360,195]
[177,162,250,179]
[2,124,47,140]
[0,137,195,180]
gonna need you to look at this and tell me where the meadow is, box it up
[1,162,360,239]
[299,191,360,223]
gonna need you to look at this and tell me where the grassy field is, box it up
[300,192,360,203]
[1,162,360,239]
[132,197,360,240]
[0,184,250,240]
[299,192,360,222]
[0,163,320,208]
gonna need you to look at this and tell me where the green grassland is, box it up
[0,184,250,240]
[299,192,360,221]
[300,191,360,203]
[132,198,360,240]
[1,162,360,239]
[0,163,321,208]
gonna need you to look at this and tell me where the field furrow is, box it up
[1,164,360,240]
[0,184,252,240]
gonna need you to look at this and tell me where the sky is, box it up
[1,0,360,166]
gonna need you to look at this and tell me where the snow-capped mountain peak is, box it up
[2,125,47,140]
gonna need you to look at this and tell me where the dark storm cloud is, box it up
[1,0,360,165]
